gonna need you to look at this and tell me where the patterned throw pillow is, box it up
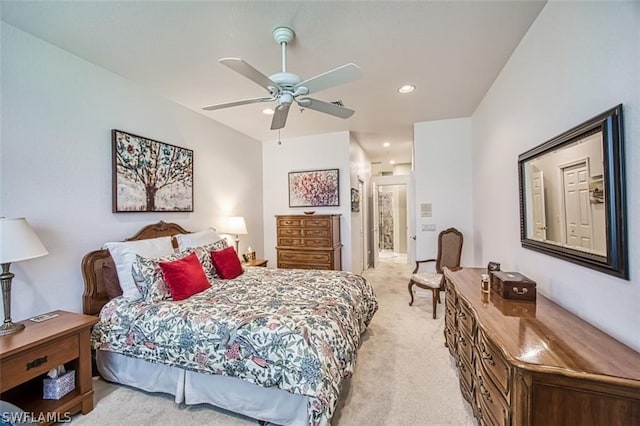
[132,247,216,303]
[183,239,228,279]
[132,252,186,303]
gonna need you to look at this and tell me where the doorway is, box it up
[376,184,408,264]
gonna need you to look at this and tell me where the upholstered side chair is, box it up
[408,227,463,319]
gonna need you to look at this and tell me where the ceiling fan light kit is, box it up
[202,26,362,131]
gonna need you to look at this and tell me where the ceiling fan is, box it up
[202,26,363,130]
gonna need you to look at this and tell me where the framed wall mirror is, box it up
[518,104,627,279]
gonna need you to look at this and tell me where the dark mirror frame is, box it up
[518,104,628,279]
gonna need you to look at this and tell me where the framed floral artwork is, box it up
[112,129,193,212]
[288,169,340,207]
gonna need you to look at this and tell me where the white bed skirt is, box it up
[96,350,314,426]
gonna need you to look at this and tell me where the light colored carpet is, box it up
[71,262,475,425]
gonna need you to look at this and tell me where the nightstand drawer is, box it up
[1,334,78,392]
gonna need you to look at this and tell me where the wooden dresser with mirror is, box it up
[443,267,640,426]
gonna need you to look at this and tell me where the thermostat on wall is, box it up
[420,203,432,217]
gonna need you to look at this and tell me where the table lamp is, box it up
[224,216,247,254]
[0,218,48,336]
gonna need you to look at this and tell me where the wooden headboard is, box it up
[80,221,190,315]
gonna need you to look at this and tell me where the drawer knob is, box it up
[480,383,493,403]
[482,350,495,366]
[26,355,48,370]
[512,287,528,295]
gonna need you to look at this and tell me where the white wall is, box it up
[0,23,263,321]
[262,131,354,271]
[413,118,474,265]
[471,1,639,350]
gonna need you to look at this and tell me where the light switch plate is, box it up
[420,203,432,217]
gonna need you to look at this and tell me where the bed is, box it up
[81,221,378,426]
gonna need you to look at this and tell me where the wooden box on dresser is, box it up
[443,267,640,426]
[276,214,342,270]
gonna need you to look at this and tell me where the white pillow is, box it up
[104,236,174,301]
[175,228,222,251]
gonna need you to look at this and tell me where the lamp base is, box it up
[0,321,25,336]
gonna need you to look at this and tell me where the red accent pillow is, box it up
[210,246,244,279]
[159,252,211,301]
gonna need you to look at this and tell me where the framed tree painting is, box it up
[112,129,193,212]
[288,168,340,207]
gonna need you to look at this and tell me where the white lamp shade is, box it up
[0,218,48,263]
[224,216,247,235]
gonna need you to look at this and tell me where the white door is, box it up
[358,178,366,272]
[407,173,416,265]
[531,170,547,240]
[563,162,592,249]
[372,182,379,268]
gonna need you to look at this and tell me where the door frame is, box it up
[371,175,412,266]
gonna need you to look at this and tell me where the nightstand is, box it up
[244,258,268,267]
[0,310,98,424]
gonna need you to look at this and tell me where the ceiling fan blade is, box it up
[202,96,273,111]
[270,104,291,130]
[295,63,363,95]
[297,98,355,119]
[219,58,277,91]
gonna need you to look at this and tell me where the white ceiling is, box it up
[1,1,546,164]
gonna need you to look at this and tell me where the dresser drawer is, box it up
[278,237,305,247]
[478,329,511,397]
[277,218,303,227]
[278,262,331,270]
[476,363,510,426]
[279,251,331,264]
[278,228,302,237]
[278,237,332,248]
[458,357,474,405]
[445,299,456,325]
[445,282,456,308]
[457,328,474,365]
[302,218,331,228]
[301,228,330,238]
[457,298,474,337]
[444,318,457,354]
[1,334,78,392]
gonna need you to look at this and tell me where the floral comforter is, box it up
[92,266,378,425]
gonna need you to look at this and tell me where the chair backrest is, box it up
[436,227,463,274]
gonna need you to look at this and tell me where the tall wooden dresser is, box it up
[276,214,342,270]
[443,267,640,426]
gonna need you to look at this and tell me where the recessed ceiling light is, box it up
[262,108,275,115]
[389,160,396,165]
[383,142,390,148]
[398,84,415,94]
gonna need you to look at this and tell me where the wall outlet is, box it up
[421,224,436,232]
